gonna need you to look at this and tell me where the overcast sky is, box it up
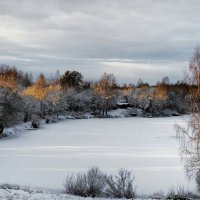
[0,0,200,84]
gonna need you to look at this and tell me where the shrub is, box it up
[64,167,107,197]
[64,167,136,199]
[105,169,136,199]
[65,173,88,197]
[86,167,107,197]
[166,187,191,199]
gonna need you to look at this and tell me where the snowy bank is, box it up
[0,188,152,200]
[0,186,199,200]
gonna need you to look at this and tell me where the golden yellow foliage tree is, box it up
[23,74,61,101]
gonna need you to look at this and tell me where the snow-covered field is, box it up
[0,188,155,200]
[0,116,196,194]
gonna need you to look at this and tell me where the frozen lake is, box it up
[0,116,196,194]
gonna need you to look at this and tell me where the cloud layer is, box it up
[0,0,199,84]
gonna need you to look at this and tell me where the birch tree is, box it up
[176,47,200,177]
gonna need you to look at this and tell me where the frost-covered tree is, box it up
[0,88,24,127]
[22,96,41,122]
[65,88,93,113]
[45,90,69,118]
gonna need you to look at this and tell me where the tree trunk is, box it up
[24,111,29,123]
[0,123,4,134]
[105,99,108,115]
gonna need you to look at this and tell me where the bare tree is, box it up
[176,47,200,177]
[162,76,170,85]
[105,169,136,198]
[137,78,143,87]
[93,73,117,116]
[189,47,200,95]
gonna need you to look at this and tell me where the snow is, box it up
[0,188,69,200]
[108,108,129,117]
[0,188,155,200]
[0,116,196,195]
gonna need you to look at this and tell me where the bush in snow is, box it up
[105,169,136,199]
[166,187,194,199]
[64,167,107,197]
[64,167,136,198]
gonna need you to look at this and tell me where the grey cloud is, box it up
[0,0,199,84]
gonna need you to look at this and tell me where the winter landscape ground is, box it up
[0,116,196,197]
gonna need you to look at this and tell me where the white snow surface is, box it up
[0,188,156,200]
[0,116,196,194]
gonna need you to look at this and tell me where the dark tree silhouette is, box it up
[60,70,83,90]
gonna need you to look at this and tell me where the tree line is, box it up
[0,53,198,135]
